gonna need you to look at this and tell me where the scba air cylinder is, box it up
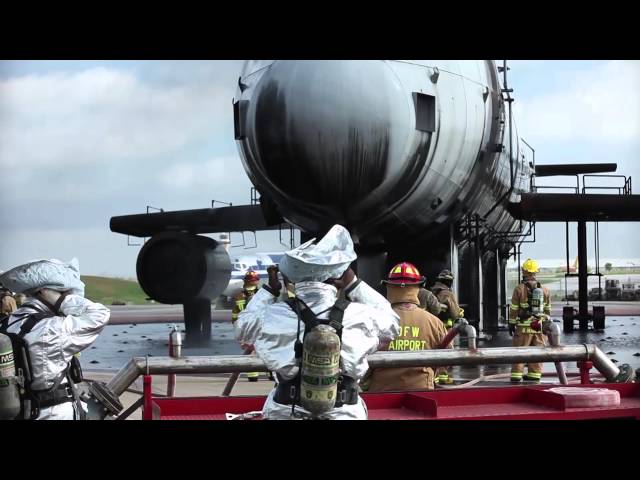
[531,288,544,316]
[300,324,341,417]
[0,333,21,420]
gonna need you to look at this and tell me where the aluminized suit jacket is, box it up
[5,295,110,420]
[235,277,400,420]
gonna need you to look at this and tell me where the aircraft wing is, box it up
[110,204,285,237]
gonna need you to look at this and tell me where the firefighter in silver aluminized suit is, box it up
[0,259,110,420]
[234,225,400,420]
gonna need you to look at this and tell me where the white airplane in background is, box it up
[217,252,285,307]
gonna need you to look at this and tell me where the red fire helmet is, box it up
[382,262,425,286]
[244,270,260,284]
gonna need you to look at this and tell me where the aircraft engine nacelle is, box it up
[136,232,231,304]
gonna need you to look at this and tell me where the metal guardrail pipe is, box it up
[108,359,149,396]
[590,347,621,380]
[462,323,477,350]
[105,344,622,397]
[543,321,568,385]
[221,349,254,397]
[438,319,477,350]
[369,346,590,369]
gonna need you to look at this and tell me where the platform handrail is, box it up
[105,344,622,398]
[582,174,631,195]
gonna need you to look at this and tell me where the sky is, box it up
[0,60,639,279]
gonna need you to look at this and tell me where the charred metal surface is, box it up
[110,205,281,237]
[253,79,390,206]
[498,252,508,326]
[509,193,640,222]
[577,221,589,326]
[458,241,482,332]
[182,297,214,346]
[384,228,453,291]
[234,60,530,249]
[535,163,617,177]
[354,250,388,292]
[136,232,230,304]
[135,232,231,345]
[482,250,500,332]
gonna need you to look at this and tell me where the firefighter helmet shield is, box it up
[522,258,539,274]
[383,262,425,286]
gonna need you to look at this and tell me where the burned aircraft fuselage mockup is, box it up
[234,60,528,252]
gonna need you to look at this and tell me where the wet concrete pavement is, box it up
[83,309,640,388]
[106,301,640,325]
[82,321,243,371]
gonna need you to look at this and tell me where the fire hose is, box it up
[438,318,477,350]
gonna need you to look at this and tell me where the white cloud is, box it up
[516,60,640,143]
[0,226,140,278]
[0,66,237,168]
[159,156,236,189]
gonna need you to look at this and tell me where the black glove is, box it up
[508,323,516,336]
[266,266,282,296]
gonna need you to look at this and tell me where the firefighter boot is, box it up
[437,372,453,385]
[523,373,541,383]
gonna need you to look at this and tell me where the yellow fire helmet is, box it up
[522,258,539,273]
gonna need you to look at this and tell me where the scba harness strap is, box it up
[273,297,358,409]
[0,308,83,419]
[286,297,350,342]
[513,281,546,333]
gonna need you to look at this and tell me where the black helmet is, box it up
[437,269,454,281]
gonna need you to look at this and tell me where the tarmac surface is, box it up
[107,301,640,324]
[108,305,228,324]
[545,274,640,292]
